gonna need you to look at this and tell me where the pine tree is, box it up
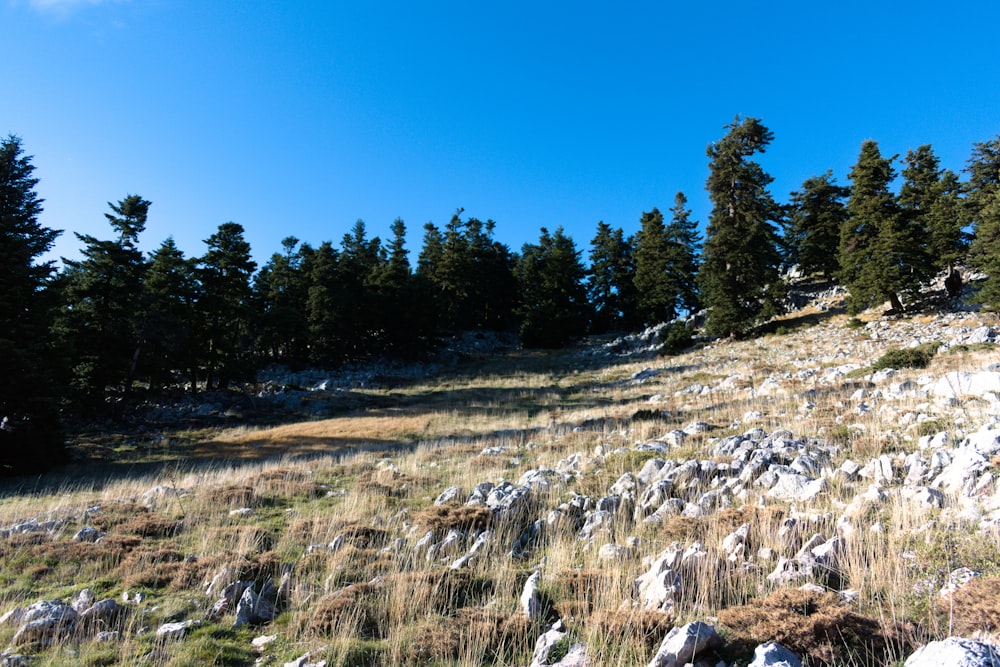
[59,195,149,407]
[197,222,256,388]
[416,210,516,332]
[586,221,637,333]
[899,145,966,274]
[0,135,64,472]
[665,192,701,315]
[968,136,1000,309]
[633,207,676,326]
[516,227,590,348]
[786,171,849,279]
[255,236,311,364]
[337,219,383,354]
[700,116,784,337]
[839,140,930,314]
[140,238,199,391]
[305,241,343,364]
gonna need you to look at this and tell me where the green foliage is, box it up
[700,116,784,337]
[516,227,590,348]
[900,145,967,273]
[845,316,865,329]
[0,135,64,472]
[661,322,694,355]
[785,171,849,279]
[58,194,150,408]
[632,194,701,328]
[839,140,931,314]
[416,210,517,332]
[197,222,257,388]
[871,344,937,371]
[969,137,1000,310]
[587,221,638,333]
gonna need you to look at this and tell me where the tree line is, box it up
[2,117,1000,472]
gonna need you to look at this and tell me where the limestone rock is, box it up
[646,621,723,667]
[748,641,802,667]
[904,637,1000,666]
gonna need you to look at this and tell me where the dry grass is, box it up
[718,588,913,665]
[0,304,998,665]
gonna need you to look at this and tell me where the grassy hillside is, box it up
[2,298,1000,666]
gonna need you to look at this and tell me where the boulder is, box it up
[521,571,543,620]
[748,641,802,667]
[11,600,77,645]
[647,621,723,667]
[904,637,1000,666]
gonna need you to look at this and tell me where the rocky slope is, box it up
[2,294,1000,666]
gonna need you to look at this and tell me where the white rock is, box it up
[748,641,802,667]
[155,620,196,639]
[520,571,542,620]
[904,637,1000,667]
[646,621,723,667]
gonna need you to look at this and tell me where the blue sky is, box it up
[3,0,999,268]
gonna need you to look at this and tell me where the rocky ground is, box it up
[3,285,1000,666]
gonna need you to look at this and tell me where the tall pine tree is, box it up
[700,116,783,337]
[516,227,590,348]
[59,195,150,408]
[786,171,849,280]
[0,136,64,472]
[197,222,257,388]
[587,221,637,333]
[968,136,1000,309]
[839,140,930,314]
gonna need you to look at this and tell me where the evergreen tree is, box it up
[839,140,930,314]
[968,136,1000,308]
[416,210,516,332]
[786,171,849,279]
[197,222,256,388]
[337,219,383,355]
[305,241,343,364]
[665,192,701,315]
[633,207,676,326]
[59,195,150,407]
[700,116,784,337]
[255,236,310,364]
[899,144,966,274]
[140,238,199,391]
[516,227,590,348]
[0,135,64,472]
[586,221,637,333]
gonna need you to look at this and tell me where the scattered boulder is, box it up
[11,600,77,646]
[748,641,802,667]
[646,620,723,667]
[904,637,1000,667]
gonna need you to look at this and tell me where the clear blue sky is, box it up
[3,0,999,267]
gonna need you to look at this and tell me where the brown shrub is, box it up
[942,576,1000,635]
[119,545,187,589]
[389,570,495,616]
[308,583,386,639]
[660,516,706,543]
[113,512,181,539]
[88,503,150,532]
[453,608,533,664]
[202,485,260,509]
[413,505,492,534]
[587,609,674,652]
[718,588,911,665]
[391,615,460,664]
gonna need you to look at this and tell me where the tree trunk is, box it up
[887,292,904,313]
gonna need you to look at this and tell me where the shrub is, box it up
[846,316,865,329]
[871,344,937,372]
[661,323,694,356]
[940,576,1000,635]
[717,588,911,665]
